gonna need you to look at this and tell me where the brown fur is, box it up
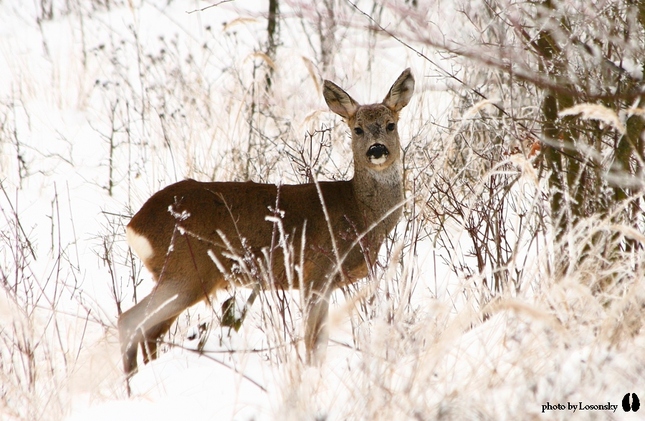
[118,69,415,374]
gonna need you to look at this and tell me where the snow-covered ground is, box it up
[1,1,644,420]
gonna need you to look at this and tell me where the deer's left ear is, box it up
[382,68,415,112]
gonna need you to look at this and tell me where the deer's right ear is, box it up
[323,80,359,119]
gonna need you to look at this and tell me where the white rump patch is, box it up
[126,226,154,262]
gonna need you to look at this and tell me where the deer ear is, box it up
[323,80,359,119]
[382,68,415,112]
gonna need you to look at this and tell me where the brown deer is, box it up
[118,69,415,374]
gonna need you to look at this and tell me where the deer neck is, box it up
[351,160,404,237]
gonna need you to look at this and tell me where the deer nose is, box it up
[367,144,389,165]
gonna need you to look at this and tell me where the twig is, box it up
[186,0,235,15]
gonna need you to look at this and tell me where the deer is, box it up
[118,68,415,375]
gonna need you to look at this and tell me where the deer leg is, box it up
[118,282,205,375]
[140,317,177,364]
[305,287,332,366]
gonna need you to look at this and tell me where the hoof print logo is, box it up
[622,393,640,412]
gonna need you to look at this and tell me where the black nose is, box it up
[367,144,389,159]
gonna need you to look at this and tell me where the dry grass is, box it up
[1,1,644,420]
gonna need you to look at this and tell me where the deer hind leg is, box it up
[140,317,177,364]
[118,281,206,375]
[304,287,332,366]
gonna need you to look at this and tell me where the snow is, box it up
[1,0,644,420]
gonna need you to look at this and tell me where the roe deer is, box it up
[118,69,415,374]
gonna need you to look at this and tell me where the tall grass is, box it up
[1,1,644,420]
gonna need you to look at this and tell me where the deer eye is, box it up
[354,127,364,135]
[386,122,396,132]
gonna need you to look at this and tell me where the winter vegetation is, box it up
[1,0,644,420]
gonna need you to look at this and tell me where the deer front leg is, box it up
[304,287,332,365]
